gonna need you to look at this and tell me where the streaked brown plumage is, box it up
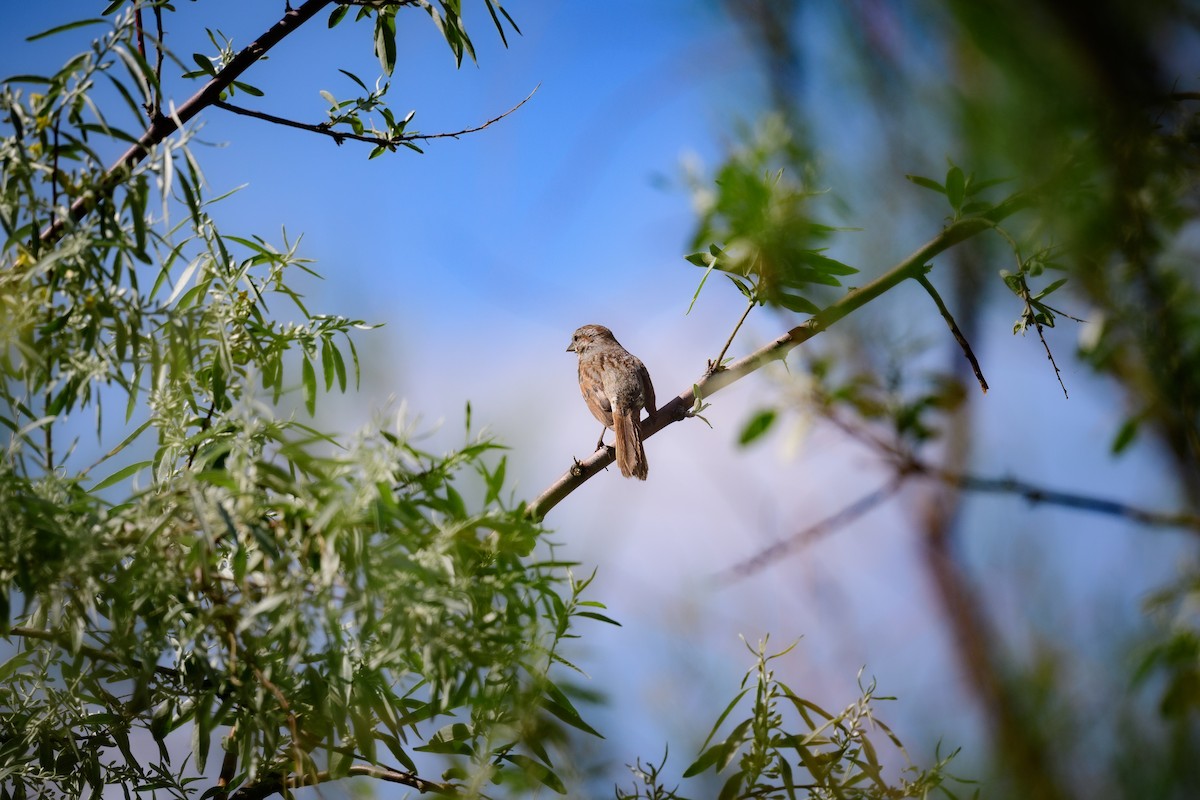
[566,324,656,479]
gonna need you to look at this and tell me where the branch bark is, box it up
[526,193,1033,520]
[228,763,457,799]
[38,0,335,247]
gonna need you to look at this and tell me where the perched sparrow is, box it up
[566,324,657,480]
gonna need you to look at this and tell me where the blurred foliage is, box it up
[707,0,1200,798]
[616,641,965,800]
[684,116,858,317]
[0,3,600,798]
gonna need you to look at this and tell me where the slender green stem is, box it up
[710,297,757,374]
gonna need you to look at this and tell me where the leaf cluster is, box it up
[0,6,601,798]
[685,116,857,316]
[0,419,605,798]
[321,0,519,157]
[617,639,968,800]
[904,160,1007,222]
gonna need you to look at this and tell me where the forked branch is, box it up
[720,453,1200,581]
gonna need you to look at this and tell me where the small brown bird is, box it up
[566,324,657,479]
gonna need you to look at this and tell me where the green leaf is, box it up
[231,80,264,97]
[415,723,475,755]
[726,274,756,300]
[1111,416,1139,454]
[576,610,621,626]
[27,18,106,41]
[328,747,352,779]
[502,754,566,795]
[777,293,820,315]
[374,12,398,76]
[696,687,750,752]
[1033,277,1068,300]
[945,165,966,212]
[542,681,602,738]
[683,741,727,778]
[965,175,1010,197]
[739,409,776,446]
[302,355,317,415]
[797,249,858,276]
[905,174,945,194]
[718,770,746,800]
[337,68,368,92]
[320,336,336,391]
[328,5,349,27]
[330,343,347,392]
[191,53,217,77]
[90,460,151,493]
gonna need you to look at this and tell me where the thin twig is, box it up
[915,272,988,393]
[716,476,906,582]
[986,225,1070,398]
[1033,318,1068,398]
[709,296,757,374]
[526,193,1034,520]
[212,84,538,147]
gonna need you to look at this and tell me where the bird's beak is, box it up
[566,341,576,353]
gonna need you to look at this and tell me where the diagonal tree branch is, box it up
[716,476,905,582]
[38,0,335,247]
[526,192,1034,520]
[228,762,458,799]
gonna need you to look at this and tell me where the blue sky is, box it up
[4,2,1194,792]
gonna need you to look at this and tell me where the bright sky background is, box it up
[3,1,1194,793]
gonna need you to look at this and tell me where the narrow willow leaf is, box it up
[738,409,776,446]
[1034,277,1068,300]
[89,459,151,493]
[301,355,317,415]
[27,18,106,41]
[905,174,945,194]
[1111,417,1139,454]
[945,165,966,211]
[337,68,367,91]
[503,754,567,795]
[191,53,217,77]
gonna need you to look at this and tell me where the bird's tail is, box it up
[612,410,648,480]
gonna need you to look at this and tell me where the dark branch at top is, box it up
[38,0,335,247]
[212,84,538,148]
